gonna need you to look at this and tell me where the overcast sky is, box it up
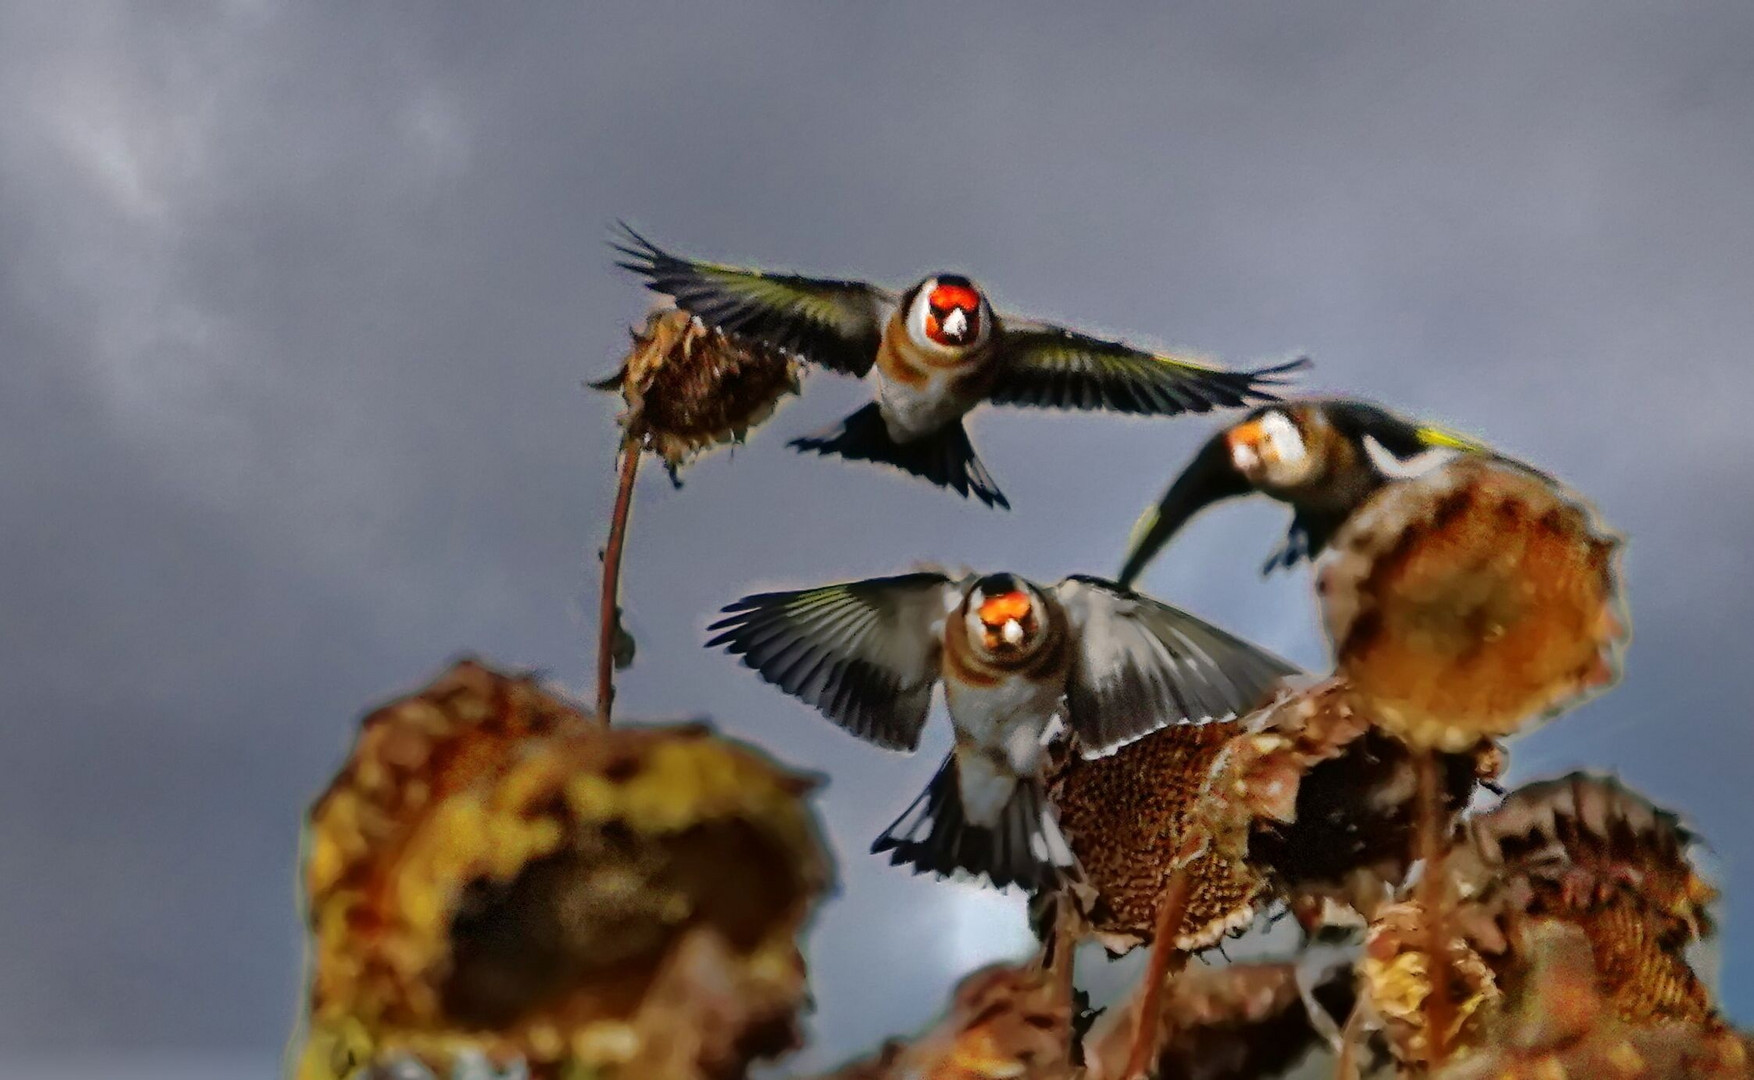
[3,2,1753,1075]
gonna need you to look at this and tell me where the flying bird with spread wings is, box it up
[1118,398,1490,584]
[708,570,1296,892]
[615,225,1308,509]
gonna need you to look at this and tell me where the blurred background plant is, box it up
[293,661,830,1080]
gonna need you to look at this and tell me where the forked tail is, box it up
[872,753,1077,893]
[789,403,1009,509]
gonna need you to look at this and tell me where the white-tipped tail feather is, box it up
[871,753,1079,893]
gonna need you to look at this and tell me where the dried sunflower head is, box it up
[1316,456,1626,751]
[1432,920,1752,1080]
[1038,719,1264,955]
[1198,678,1497,927]
[1455,772,1719,1027]
[592,308,802,481]
[293,659,832,1080]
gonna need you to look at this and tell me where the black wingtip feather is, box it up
[1226,355,1313,406]
[1253,355,1314,379]
[609,224,681,291]
[610,219,655,250]
[790,404,1010,509]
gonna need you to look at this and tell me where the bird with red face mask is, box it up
[708,569,1297,892]
[614,224,1306,509]
[1118,398,1494,582]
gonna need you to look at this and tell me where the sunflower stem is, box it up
[1122,836,1201,1080]
[1047,899,1078,1021]
[1416,748,1454,1067]
[595,435,640,725]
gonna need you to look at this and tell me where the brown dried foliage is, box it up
[1457,773,1720,1028]
[1199,678,1497,927]
[294,659,832,1080]
[807,964,1076,1080]
[1361,900,1505,1069]
[1432,921,1750,1080]
[1082,962,1354,1080]
[1359,773,1730,1073]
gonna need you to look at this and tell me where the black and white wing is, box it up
[988,316,1308,416]
[614,223,893,377]
[707,572,962,751]
[1053,575,1300,756]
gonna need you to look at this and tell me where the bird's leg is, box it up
[1120,833,1204,1080]
[595,434,641,725]
[1415,748,1454,1067]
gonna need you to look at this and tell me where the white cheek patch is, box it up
[906,289,953,352]
[1362,435,1460,479]
[1260,410,1306,466]
[906,292,933,346]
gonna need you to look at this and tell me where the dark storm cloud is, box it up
[2,1,1752,1070]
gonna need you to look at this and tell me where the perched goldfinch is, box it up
[708,571,1295,891]
[1118,398,1489,583]
[616,225,1307,509]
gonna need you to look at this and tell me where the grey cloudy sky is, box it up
[3,2,1753,1074]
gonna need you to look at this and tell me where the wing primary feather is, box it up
[610,222,885,376]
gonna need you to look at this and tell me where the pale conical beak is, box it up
[1227,421,1267,471]
[942,307,969,340]
[1001,618,1025,645]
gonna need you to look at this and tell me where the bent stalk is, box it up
[596,435,640,724]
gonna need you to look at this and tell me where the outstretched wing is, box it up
[1117,423,1257,588]
[613,223,892,377]
[707,572,960,750]
[988,316,1308,415]
[1054,576,1300,755]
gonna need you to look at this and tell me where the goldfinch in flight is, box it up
[1117,398,1489,584]
[615,225,1308,509]
[708,570,1296,891]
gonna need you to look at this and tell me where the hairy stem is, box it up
[1122,837,1202,1080]
[596,435,640,725]
[1047,900,1078,1021]
[1416,748,1454,1067]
